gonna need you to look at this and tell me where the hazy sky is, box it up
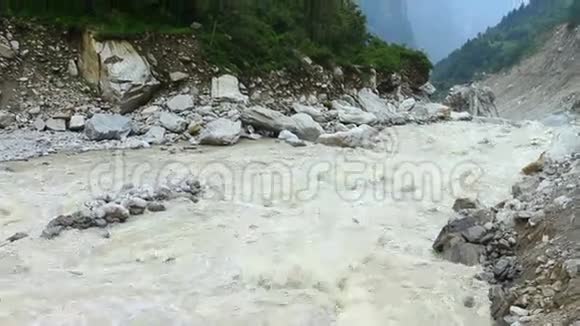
[361,0,529,62]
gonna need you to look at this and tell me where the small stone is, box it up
[67,59,79,76]
[452,198,480,212]
[188,121,202,135]
[169,71,189,83]
[463,296,476,308]
[33,118,46,131]
[509,305,529,317]
[6,232,28,243]
[147,202,166,212]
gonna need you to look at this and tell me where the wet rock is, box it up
[291,113,324,141]
[0,111,16,129]
[278,130,306,147]
[147,202,166,212]
[452,198,481,212]
[211,74,248,103]
[45,118,67,132]
[85,114,132,140]
[462,225,488,244]
[199,118,242,146]
[122,198,147,215]
[6,232,28,243]
[69,115,85,131]
[317,124,378,148]
[463,296,476,308]
[166,94,194,112]
[437,234,484,266]
[159,112,187,133]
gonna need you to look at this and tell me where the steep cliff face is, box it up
[358,0,415,47]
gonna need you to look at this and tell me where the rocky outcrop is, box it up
[211,74,248,103]
[357,88,405,124]
[85,114,132,141]
[317,124,378,148]
[78,32,160,114]
[444,84,499,117]
[42,178,203,239]
[199,118,242,146]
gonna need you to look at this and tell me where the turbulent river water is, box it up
[0,121,552,326]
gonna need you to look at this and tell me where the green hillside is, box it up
[433,0,574,91]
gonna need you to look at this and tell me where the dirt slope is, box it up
[483,25,580,124]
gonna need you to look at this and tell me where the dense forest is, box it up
[0,0,431,77]
[432,0,575,91]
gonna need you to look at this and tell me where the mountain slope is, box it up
[483,25,580,122]
[432,0,573,91]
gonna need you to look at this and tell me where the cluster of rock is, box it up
[444,83,500,118]
[41,177,203,239]
[434,148,580,325]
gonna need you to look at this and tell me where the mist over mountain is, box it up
[360,0,528,62]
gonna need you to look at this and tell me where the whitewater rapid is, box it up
[0,121,551,325]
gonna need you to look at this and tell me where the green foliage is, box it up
[1,0,431,77]
[433,0,574,91]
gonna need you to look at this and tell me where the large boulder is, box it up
[444,84,499,117]
[78,32,160,114]
[433,216,487,266]
[211,74,248,103]
[317,125,378,148]
[291,113,324,141]
[85,114,132,140]
[199,118,242,146]
[159,112,187,133]
[241,106,297,134]
[357,89,405,124]
[333,100,377,126]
